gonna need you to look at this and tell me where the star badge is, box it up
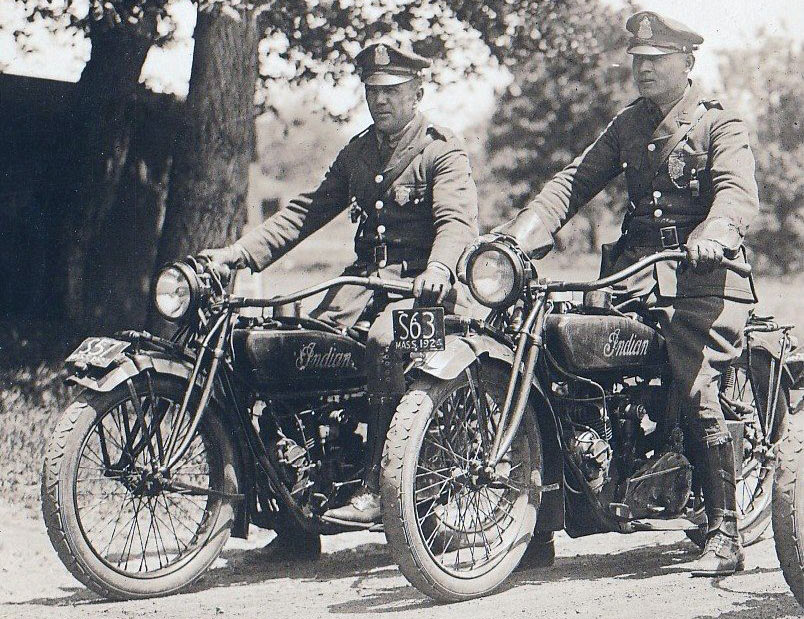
[375,44,390,66]
[637,16,653,40]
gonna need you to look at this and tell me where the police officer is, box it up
[203,41,479,529]
[462,12,759,576]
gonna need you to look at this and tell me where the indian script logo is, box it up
[603,328,650,358]
[295,342,356,371]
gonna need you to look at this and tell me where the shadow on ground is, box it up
[12,538,801,619]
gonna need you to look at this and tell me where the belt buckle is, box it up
[660,226,680,249]
[374,244,388,268]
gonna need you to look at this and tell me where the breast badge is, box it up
[668,151,687,188]
[393,185,411,204]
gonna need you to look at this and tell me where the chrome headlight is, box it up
[153,263,198,321]
[466,240,528,308]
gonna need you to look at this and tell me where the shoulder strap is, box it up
[650,102,708,179]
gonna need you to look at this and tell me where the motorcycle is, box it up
[379,237,793,602]
[772,341,804,606]
[41,256,435,600]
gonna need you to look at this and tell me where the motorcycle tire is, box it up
[41,375,238,600]
[686,356,789,549]
[773,399,804,606]
[381,363,543,602]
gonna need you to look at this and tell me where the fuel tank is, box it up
[544,313,666,376]
[232,327,366,392]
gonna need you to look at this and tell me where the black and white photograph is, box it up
[1,0,803,617]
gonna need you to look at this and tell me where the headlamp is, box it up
[466,239,528,308]
[153,263,199,321]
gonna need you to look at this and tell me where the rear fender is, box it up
[416,334,564,532]
[66,352,253,538]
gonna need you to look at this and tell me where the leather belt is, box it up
[623,221,701,249]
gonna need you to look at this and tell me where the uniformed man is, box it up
[462,12,759,576]
[202,41,479,531]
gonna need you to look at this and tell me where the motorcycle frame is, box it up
[128,273,416,536]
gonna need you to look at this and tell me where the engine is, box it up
[556,379,692,520]
[256,394,366,517]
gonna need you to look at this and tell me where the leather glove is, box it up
[198,245,250,285]
[685,238,725,273]
[456,234,500,284]
[413,262,452,306]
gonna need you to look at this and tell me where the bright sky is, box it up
[1,0,801,132]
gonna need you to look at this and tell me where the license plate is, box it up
[392,307,445,353]
[66,337,130,368]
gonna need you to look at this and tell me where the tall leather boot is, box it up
[688,440,744,576]
[322,395,398,526]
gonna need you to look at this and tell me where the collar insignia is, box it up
[375,44,390,66]
[637,17,653,40]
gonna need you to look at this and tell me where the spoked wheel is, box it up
[41,375,238,600]
[773,399,804,606]
[381,364,542,602]
[687,358,789,548]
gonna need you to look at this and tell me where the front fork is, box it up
[486,296,547,468]
[160,310,233,473]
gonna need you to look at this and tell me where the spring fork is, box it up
[162,311,231,471]
[488,295,546,468]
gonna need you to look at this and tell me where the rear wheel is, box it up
[773,399,804,606]
[381,364,542,602]
[41,375,238,600]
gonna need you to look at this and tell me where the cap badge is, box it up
[375,44,390,66]
[637,16,653,40]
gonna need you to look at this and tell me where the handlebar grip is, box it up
[722,257,752,278]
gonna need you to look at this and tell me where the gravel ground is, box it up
[1,498,801,619]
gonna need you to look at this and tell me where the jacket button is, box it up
[653,208,663,218]
[375,174,383,183]
[653,190,662,199]
[622,162,628,169]
[647,143,656,152]
[377,225,386,235]
[375,200,383,209]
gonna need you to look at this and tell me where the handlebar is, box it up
[227,275,414,309]
[544,249,752,293]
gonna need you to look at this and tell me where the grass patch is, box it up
[0,363,73,511]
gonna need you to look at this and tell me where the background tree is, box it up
[717,37,804,274]
[482,0,635,252]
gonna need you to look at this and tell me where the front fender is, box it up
[418,333,515,381]
[66,354,194,392]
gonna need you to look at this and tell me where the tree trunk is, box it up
[148,4,257,329]
[63,16,157,330]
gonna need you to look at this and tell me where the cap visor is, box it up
[627,45,678,56]
[362,73,415,86]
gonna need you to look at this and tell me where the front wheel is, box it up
[381,364,543,602]
[773,400,804,606]
[41,375,238,600]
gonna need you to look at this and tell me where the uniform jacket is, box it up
[498,82,759,301]
[236,113,479,279]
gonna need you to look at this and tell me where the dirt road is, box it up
[1,498,799,619]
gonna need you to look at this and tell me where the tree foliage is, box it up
[482,0,635,252]
[718,37,804,274]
